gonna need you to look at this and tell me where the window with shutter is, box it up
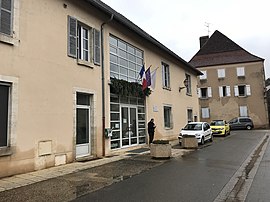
[185,74,191,95]
[200,88,207,98]
[239,106,248,117]
[67,16,100,66]
[200,70,207,80]
[0,0,13,36]
[237,67,245,77]
[201,107,210,118]
[162,62,170,89]
[217,69,225,78]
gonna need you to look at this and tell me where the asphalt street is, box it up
[75,130,270,202]
[0,130,269,202]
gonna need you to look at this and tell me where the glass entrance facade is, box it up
[110,94,146,149]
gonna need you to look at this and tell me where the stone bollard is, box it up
[182,136,198,149]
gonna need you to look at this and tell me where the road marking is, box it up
[214,133,269,202]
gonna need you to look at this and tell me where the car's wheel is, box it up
[201,137,205,145]
[246,125,252,130]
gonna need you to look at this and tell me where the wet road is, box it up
[75,130,269,202]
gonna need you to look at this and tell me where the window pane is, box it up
[0,84,9,147]
[118,40,127,50]
[76,108,89,144]
[110,72,119,79]
[136,50,143,58]
[109,36,118,46]
[119,49,127,58]
[139,137,146,144]
[110,95,119,103]
[119,58,128,66]
[77,93,90,105]
[111,130,120,139]
[110,113,120,121]
[110,54,118,63]
[128,45,135,54]
[110,104,119,112]
[111,140,120,149]
[129,70,136,78]
[129,62,136,71]
[110,63,119,73]
[238,86,245,96]
[110,46,117,54]
[164,107,171,128]
[138,107,145,113]
[136,58,143,65]
[128,53,136,62]
[120,66,128,75]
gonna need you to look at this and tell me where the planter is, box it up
[182,136,198,149]
[150,141,171,159]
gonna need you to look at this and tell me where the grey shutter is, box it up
[68,16,77,58]
[167,66,170,88]
[227,86,231,96]
[0,0,12,35]
[219,86,223,97]
[207,87,212,97]
[93,29,100,65]
[162,64,165,87]
[234,85,239,96]
[246,85,251,96]
[197,88,201,98]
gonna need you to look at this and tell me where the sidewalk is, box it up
[0,140,186,192]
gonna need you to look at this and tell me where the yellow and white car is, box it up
[210,120,230,136]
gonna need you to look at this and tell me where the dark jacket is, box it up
[148,121,156,133]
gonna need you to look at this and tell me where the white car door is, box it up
[203,123,211,140]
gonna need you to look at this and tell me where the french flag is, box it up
[139,65,152,91]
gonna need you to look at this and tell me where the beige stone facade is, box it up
[197,62,268,127]
[190,31,268,128]
[0,0,200,178]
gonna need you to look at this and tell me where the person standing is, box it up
[148,118,156,144]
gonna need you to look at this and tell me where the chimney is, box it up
[200,36,209,48]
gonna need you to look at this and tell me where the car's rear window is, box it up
[183,123,202,130]
[210,121,224,126]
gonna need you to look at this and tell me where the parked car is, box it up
[228,117,254,130]
[210,120,230,136]
[178,122,213,145]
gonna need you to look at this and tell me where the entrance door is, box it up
[76,93,91,158]
[121,106,137,147]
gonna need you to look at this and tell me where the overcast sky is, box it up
[102,0,270,78]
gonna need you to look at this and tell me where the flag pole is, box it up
[151,66,159,73]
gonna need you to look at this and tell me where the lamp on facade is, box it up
[179,78,188,92]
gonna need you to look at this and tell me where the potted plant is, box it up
[150,140,171,159]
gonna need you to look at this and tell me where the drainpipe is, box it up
[101,14,114,156]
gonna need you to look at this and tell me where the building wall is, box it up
[104,21,200,143]
[0,0,200,178]
[197,61,268,128]
[0,0,105,178]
